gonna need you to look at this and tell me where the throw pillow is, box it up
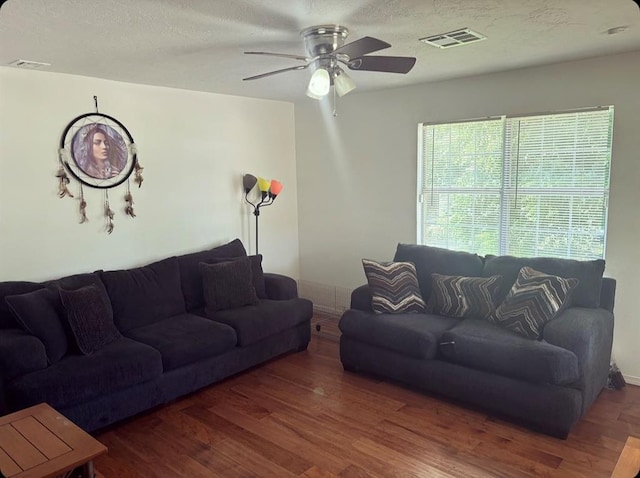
[59,284,122,355]
[362,259,426,314]
[208,255,267,300]
[428,274,502,320]
[200,257,260,314]
[489,266,579,339]
[5,288,69,363]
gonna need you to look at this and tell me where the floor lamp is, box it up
[243,174,283,255]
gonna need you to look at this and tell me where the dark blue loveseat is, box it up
[340,243,615,438]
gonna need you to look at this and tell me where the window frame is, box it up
[417,106,613,260]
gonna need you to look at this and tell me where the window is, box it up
[418,107,613,260]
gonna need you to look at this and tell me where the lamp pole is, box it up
[243,174,283,256]
[253,206,260,255]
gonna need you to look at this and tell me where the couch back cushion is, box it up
[101,256,186,331]
[0,281,43,328]
[482,255,605,308]
[177,239,248,312]
[393,244,484,303]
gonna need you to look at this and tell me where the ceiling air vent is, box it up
[8,59,51,69]
[420,28,486,49]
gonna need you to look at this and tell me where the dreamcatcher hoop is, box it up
[59,112,137,189]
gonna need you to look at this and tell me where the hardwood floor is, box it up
[94,325,640,477]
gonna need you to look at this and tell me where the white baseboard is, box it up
[624,374,640,386]
[298,280,351,316]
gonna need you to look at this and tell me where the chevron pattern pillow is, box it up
[362,259,426,314]
[489,266,579,339]
[428,273,502,320]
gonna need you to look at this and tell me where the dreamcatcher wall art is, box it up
[57,97,144,234]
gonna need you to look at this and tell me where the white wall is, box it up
[295,50,640,383]
[0,68,299,281]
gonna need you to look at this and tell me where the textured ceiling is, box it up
[1,0,639,102]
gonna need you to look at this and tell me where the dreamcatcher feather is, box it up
[124,181,136,218]
[105,191,115,234]
[79,185,88,224]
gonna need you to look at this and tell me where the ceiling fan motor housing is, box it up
[301,25,350,57]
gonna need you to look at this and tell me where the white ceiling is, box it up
[1,0,639,102]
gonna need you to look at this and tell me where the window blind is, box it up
[419,107,613,259]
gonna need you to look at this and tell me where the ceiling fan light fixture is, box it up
[306,67,330,99]
[334,68,356,97]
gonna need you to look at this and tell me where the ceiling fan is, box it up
[243,25,416,100]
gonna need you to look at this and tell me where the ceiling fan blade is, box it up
[348,55,416,74]
[333,36,390,58]
[244,51,310,62]
[243,64,310,81]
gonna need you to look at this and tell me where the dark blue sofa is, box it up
[0,239,312,431]
[339,243,615,438]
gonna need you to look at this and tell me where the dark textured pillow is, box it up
[200,257,260,314]
[59,284,122,355]
[428,274,502,320]
[46,272,114,322]
[207,255,266,300]
[393,243,484,304]
[362,259,426,314]
[5,288,69,363]
[489,267,578,339]
[177,239,248,311]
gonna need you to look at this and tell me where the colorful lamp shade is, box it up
[243,174,257,194]
[269,180,283,198]
[257,177,271,192]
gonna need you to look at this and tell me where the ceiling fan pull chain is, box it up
[332,81,338,117]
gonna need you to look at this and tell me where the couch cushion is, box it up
[59,284,122,355]
[7,337,162,409]
[201,258,260,313]
[439,319,579,385]
[393,244,484,303]
[339,309,461,360]
[489,267,578,339]
[5,288,69,363]
[177,239,248,312]
[362,259,426,314]
[428,274,502,320]
[0,282,43,329]
[210,298,312,347]
[100,256,186,331]
[125,313,237,371]
[482,254,605,308]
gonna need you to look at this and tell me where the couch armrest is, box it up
[600,277,616,313]
[264,273,298,300]
[543,307,613,414]
[351,285,373,312]
[0,329,48,381]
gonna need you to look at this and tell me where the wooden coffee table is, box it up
[0,403,106,478]
[611,435,640,477]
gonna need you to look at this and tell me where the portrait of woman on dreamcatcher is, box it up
[71,123,127,180]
